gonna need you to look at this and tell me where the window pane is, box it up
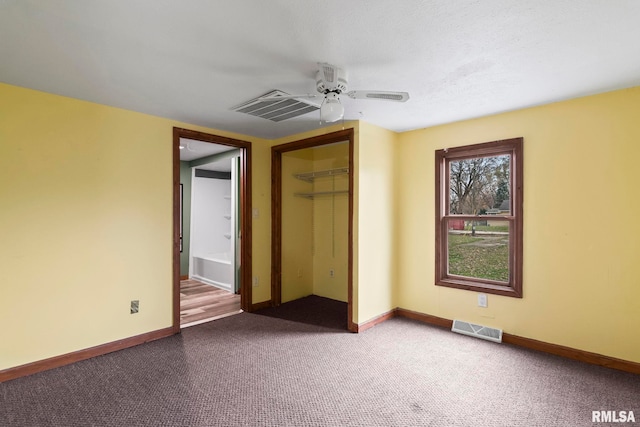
[448,155,511,215]
[447,219,510,283]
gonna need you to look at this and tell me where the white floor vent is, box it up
[452,319,502,343]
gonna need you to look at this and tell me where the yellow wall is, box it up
[311,143,349,302]
[0,83,271,370]
[354,122,399,323]
[3,80,639,371]
[246,137,273,305]
[281,150,314,302]
[396,87,640,363]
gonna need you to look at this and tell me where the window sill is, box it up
[436,278,522,298]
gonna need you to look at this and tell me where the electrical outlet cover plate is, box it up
[478,293,488,308]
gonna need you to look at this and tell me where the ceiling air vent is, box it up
[231,90,319,122]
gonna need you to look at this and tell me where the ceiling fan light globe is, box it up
[320,100,344,123]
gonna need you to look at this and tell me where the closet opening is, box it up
[172,128,252,332]
[270,129,356,332]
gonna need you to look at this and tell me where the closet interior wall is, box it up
[281,142,349,303]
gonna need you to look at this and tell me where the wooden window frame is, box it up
[435,137,523,298]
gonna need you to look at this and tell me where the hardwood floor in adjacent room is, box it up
[180,279,241,328]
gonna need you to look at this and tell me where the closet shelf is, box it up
[294,167,349,183]
[295,190,349,200]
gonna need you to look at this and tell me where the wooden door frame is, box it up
[172,127,252,333]
[271,128,357,332]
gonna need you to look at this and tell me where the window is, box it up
[435,138,523,297]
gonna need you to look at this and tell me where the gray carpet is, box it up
[1,313,638,426]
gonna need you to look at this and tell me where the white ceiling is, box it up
[180,138,236,171]
[179,138,234,162]
[2,1,640,139]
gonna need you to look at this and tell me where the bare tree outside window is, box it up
[449,155,510,236]
[435,138,523,298]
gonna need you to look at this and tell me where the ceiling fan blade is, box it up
[258,94,319,101]
[346,91,409,102]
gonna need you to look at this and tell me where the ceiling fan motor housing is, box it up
[316,63,348,94]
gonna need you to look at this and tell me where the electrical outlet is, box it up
[130,300,139,314]
[477,293,488,308]
[297,268,302,278]
[329,269,334,278]
[253,276,259,287]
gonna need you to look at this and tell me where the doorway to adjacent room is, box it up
[172,128,252,332]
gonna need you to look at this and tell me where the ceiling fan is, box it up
[259,62,410,123]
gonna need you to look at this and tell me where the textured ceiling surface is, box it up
[2,1,640,139]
